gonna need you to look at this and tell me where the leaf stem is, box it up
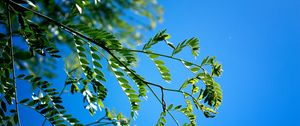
[109,48,207,72]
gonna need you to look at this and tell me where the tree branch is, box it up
[6,1,206,125]
[6,1,21,126]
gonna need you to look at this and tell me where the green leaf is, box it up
[198,73,222,109]
[197,89,204,101]
[156,111,167,126]
[109,60,141,117]
[190,67,200,73]
[148,55,171,82]
[13,114,19,124]
[124,69,147,97]
[166,41,175,49]
[1,101,6,112]
[90,46,98,51]
[97,99,104,108]
[117,49,138,65]
[17,74,26,78]
[40,107,52,114]
[91,79,107,101]
[71,84,79,94]
[143,29,167,50]
[187,38,200,56]
[174,105,182,110]
[6,120,13,126]
[105,108,113,120]
[89,44,106,84]
[181,61,193,67]
[192,85,199,94]
[74,36,96,80]
[14,51,32,60]
[24,75,34,80]
[79,59,89,64]
[76,46,85,52]
[201,56,209,66]
[179,100,197,126]
[26,100,38,107]
[172,37,200,57]
[19,98,30,104]
[149,54,159,59]
[35,104,48,110]
[181,60,202,73]
[179,78,198,90]
[49,54,62,58]
[10,109,17,113]
[75,4,83,14]
[31,77,42,82]
[93,61,102,68]
[212,62,223,77]
[167,104,173,111]
[70,24,122,49]
[118,77,129,84]
[91,53,101,60]
[204,111,216,118]
[201,56,216,66]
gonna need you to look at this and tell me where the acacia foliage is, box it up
[0,0,223,126]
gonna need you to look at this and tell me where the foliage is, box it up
[0,0,223,126]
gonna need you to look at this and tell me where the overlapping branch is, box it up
[5,1,222,125]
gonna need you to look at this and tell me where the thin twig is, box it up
[18,103,54,126]
[145,84,180,126]
[41,118,46,126]
[161,88,166,112]
[85,116,108,126]
[92,122,113,126]
[6,2,21,126]
[109,48,206,71]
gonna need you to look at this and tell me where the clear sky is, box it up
[99,0,300,125]
[17,0,300,126]
[145,0,300,126]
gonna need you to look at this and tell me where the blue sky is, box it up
[146,0,300,125]
[100,0,300,125]
[16,0,300,125]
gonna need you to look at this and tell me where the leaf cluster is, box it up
[0,1,223,126]
[17,74,82,126]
